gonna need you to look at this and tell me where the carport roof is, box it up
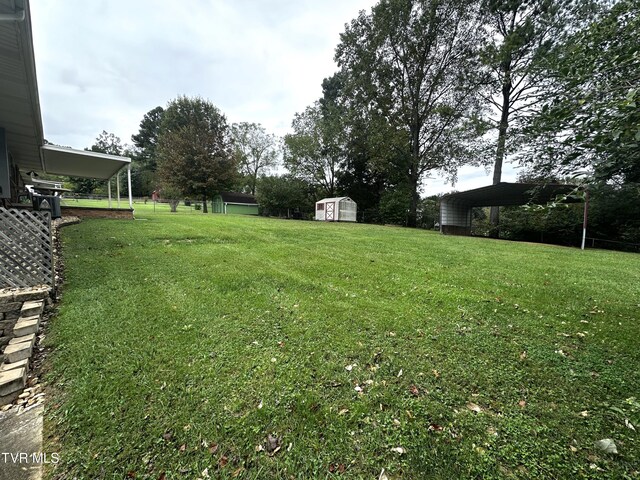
[40,145,130,180]
[441,182,579,207]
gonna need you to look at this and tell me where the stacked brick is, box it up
[0,286,49,405]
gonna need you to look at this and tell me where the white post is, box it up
[116,172,121,208]
[127,165,133,210]
[107,178,112,208]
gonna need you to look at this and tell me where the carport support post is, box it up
[127,165,133,209]
[107,177,112,208]
[581,188,590,250]
[116,172,121,208]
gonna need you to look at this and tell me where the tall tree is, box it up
[89,130,123,156]
[336,0,489,227]
[230,122,279,195]
[481,0,569,232]
[131,106,165,171]
[525,0,640,184]
[156,96,237,213]
[284,102,343,198]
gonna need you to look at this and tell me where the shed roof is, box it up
[441,183,579,207]
[316,197,354,204]
[218,192,258,204]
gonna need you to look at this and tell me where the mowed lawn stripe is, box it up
[44,213,640,478]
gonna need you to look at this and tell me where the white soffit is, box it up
[40,145,130,180]
[0,0,45,172]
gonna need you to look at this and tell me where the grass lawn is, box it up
[45,212,640,479]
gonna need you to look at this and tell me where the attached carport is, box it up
[440,182,579,236]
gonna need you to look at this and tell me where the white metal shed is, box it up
[315,197,357,222]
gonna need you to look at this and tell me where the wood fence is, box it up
[0,208,53,288]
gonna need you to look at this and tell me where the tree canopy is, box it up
[231,122,279,195]
[335,0,489,226]
[525,0,640,184]
[156,96,237,213]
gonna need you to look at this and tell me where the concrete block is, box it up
[0,302,21,313]
[0,367,26,398]
[0,292,14,305]
[13,318,39,337]
[0,359,28,372]
[13,287,50,303]
[21,300,44,317]
[3,342,32,363]
[3,311,19,321]
[9,334,36,348]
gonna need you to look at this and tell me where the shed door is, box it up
[325,202,335,221]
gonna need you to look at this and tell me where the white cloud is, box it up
[30,0,376,148]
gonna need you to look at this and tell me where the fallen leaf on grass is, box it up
[200,467,211,479]
[594,439,617,454]
[126,472,136,479]
[338,408,349,416]
[162,432,173,442]
[518,400,526,408]
[232,467,244,477]
[409,385,420,396]
[579,410,589,417]
[178,444,186,453]
[432,369,440,378]
[467,402,483,413]
[397,369,403,377]
[625,419,636,431]
[218,455,229,467]
[519,351,527,360]
[209,443,219,454]
[428,423,443,432]
[391,447,406,454]
[157,473,166,480]
[379,469,389,480]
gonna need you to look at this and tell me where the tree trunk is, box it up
[490,64,512,237]
[406,120,422,228]
[202,193,208,213]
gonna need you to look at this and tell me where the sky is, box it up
[30,0,517,196]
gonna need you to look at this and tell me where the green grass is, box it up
[44,212,640,479]
[60,197,203,214]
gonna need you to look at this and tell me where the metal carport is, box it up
[440,183,579,236]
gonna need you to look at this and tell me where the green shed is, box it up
[212,192,259,215]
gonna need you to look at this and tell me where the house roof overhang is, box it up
[441,183,580,207]
[40,145,131,180]
[0,0,44,173]
[0,0,131,181]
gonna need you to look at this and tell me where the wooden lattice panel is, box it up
[0,208,53,288]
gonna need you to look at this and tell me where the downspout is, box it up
[0,10,25,22]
